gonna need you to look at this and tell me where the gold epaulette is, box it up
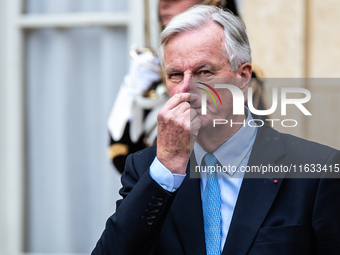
[108,143,129,162]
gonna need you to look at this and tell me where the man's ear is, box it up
[237,62,252,79]
[237,63,252,93]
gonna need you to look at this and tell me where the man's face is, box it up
[163,22,250,129]
[159,0,202,27]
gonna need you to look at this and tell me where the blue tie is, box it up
[202,153,221,255]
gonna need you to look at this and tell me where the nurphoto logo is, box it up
[196,80,312,128]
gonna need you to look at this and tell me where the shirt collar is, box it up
[194,107,257,176]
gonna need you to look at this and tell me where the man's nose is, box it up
[179,74,191,93]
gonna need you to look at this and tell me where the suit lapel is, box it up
[222,125,286,255]
[170,125,286,255]
[171,156,206,255]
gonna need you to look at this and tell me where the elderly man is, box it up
[108,0,240,173]
[93,6,340,255]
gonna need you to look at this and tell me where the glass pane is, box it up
[25,0,128,13]
[25,27,127,253]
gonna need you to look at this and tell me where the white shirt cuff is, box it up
[149,157,186,192]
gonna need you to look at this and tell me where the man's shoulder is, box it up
[256,124,339,162]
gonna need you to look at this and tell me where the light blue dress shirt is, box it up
[150,107,258,251]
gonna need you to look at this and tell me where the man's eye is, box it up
[169,73,182,80]
[198,70,212,76]
[198,70,212,78]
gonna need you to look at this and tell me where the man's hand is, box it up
[157,93,201,174]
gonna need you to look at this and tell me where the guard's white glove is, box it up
[124,52,161,96]
[108,50,162,142]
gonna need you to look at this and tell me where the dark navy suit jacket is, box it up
[92,124,340,255]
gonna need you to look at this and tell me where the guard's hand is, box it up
[127,52,161,94]
[157,93,201,175]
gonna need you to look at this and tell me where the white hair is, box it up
[158,5,251,72]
